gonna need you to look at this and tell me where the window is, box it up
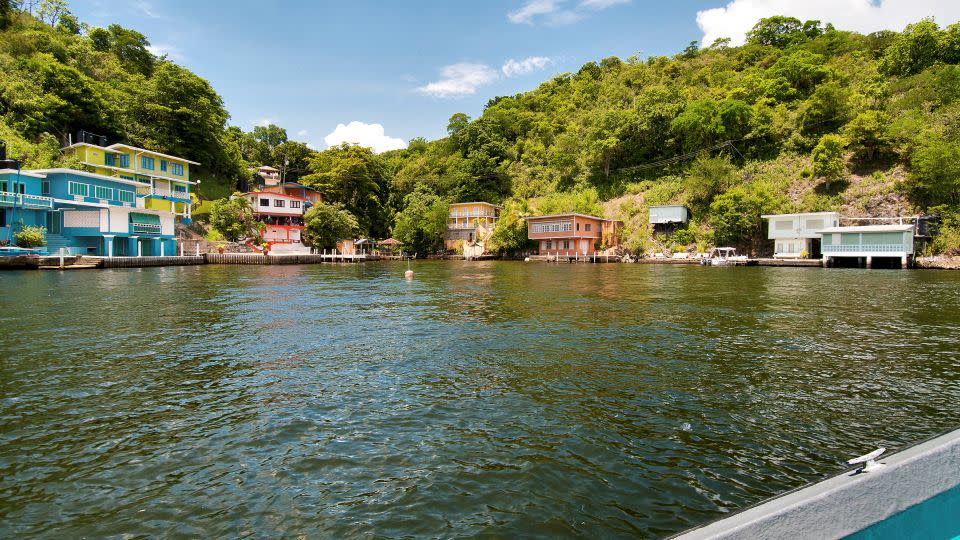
[105,153,117,167]
[260,198,269,207]
[585,224,591,232]
[274,199,285,207]
[17,184,24,194]
[68,181,89,197]
[0,181,6,192]
[94,185,114,200]
[171,163,184,176]
[546,240,552,249]
[563,240,571,249]
[41,181,50,195]
[160,160,168,172]
[290,200,301,209]
[118,154,130,168]
[141,156,155,170]
[118,190,135,203]
[576,223,580,231]
[532,221,573,233]
[173,185,187,193]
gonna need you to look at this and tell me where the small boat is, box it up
[701,247,748,266]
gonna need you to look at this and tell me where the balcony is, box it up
[136,186,190,200]
[822,244,907,253]
[0,192,54,209]
[450,211,497,218]
[130,222,162,235]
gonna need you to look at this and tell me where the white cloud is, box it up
[256,118,273,127]
[697,0,960,47]
[580,0,630,9]
[508,0,563,24]
[134,1,161,19]
[146,43,183,61]
[502,56,554,76]
[297,129,309,137]
[323,121,406,153]
[417,63,500,98]
[507,0,629,25]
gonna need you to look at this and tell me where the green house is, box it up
[819,224,915,268]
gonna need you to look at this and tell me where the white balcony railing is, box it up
[137,187,190,200]
[822,244,907,253]
[0,191,54,209]
[450,211,497,218]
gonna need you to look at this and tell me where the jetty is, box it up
[1,252,379,270]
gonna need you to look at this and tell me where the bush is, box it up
[812,134,847,185]
[209,195,260,242]
[14,225,46,248]
[672,227,695,245]
[302,202,360,250]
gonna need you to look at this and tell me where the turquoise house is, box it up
[819,224,916,268]
[0,168,177,256]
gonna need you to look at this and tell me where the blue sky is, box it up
[70,0,960,151]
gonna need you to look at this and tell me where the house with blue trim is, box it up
[0,168,177,256]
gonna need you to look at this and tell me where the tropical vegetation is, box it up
[3,2,960,255]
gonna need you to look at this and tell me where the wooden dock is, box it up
[101,256,206,268]
[204,253,376,265]
[527,254,621,263]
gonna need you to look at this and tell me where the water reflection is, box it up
[1,262,959,537]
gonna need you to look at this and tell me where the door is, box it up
[580,240,589,255]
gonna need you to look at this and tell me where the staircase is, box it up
[44,232,75,256]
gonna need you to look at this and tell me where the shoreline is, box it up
[2,253,958,271]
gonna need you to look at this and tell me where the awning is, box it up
[130,213,161,225]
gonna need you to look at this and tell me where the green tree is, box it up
[843,110,892,161]
[771,50,830,95]
[272,140,313,182]
[684,154,738,209]
[488,199,533,254]
[209,195,259,242]
[392,187,448,254]
[302,202,359,250]
[251,123,287,163]
[303,143,388,235]
[88,26,110,51]
[709,182,784,246]
[812,134,847,186]
[57,12,79,34]
[879,19,942,77]
[800,81,851,134]
[909,138,960,206]
[746,16,822,48]
[941,23,960,64]
[37,0,67,26]
[106,24,155,76]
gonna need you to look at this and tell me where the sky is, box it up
[70,0,960,152]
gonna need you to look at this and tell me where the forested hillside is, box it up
[378,16,960,255]
[2,2,959,255]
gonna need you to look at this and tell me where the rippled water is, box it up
[1,262,959,538]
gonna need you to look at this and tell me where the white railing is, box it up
[137,187,190,199]
[822,244,906,253]
[131,223,162,234]
[0,191,54,209]
[450,211,496,218]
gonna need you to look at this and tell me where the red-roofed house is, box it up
[244,191,306,243]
